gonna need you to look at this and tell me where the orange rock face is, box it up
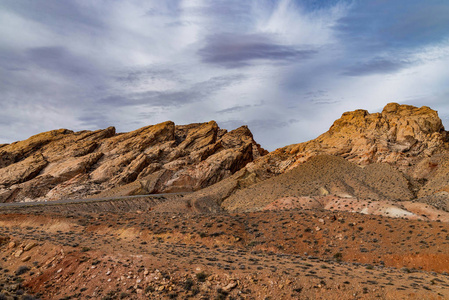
[0,121,266,202]
[195,103,449,215]
[279,102,447,169]
[236,103,448,184]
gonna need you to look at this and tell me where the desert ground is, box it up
[0,196,448,299]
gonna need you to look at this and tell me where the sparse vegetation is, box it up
[196,272,208,282]
[15,266,30,276]
[0,191,448,299]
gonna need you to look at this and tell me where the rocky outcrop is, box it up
[0,121,266,202]
[182,103,449,213]
[267,103,449,209]
[270,103,447,172]
[231,103,447,183]
[3,102,449,212]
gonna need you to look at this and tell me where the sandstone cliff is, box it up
[186,103,449,213]
[252,103,448,181]
[263,103,447,172]
[3,102,449,214]
[0,121,267,202]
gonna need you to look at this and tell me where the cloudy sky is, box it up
[1,0,449,151]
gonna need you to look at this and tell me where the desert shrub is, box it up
[333,252,343,262]
[119,292,129,299]
[16,266,30,275]
[196,271,208,282]
[183,278,194,291]
[247,241,259,247]
[215,288,228,300]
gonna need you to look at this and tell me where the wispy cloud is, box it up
[100,74,245,107]
[342,58,411,76]
[198,33,317,68]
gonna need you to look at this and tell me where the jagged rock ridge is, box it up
[266,102,447,172]
[0,121,267,202]
[248,103,449,184]
[184,103,449,215]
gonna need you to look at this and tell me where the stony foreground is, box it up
[0,206,448,299]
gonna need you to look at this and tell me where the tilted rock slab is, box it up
[0,121,266,202]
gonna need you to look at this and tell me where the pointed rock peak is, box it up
[226,125,252,137]
[382,102,402,113]
[19,128,73,144]
[104,126,116,135]
[382,102,433,114]
[3,128,74,156]
[340,109,369,119]
[381,103,443,127]
[137,120,175,133]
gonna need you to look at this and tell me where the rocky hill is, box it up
[0,121,267,203]
[221,154,413,211]
[254,102,448,174]
[184,103,449,216]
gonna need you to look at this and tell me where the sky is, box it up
[1,0,449,151]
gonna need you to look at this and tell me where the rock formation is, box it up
[184,103,449,214]
[256,103,447,180]
[0,121,267,202]
[3,102,449,214]
[262,102,448,173]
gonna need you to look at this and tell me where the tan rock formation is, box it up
[236,103,448,187]
[0,121,266,202]
[2,102,449,213]
[276,103,447,171]
[183,103,449,213]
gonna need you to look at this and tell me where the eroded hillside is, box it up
[1,208,449,299]
[0,121,266,203]
[181,103,449,218]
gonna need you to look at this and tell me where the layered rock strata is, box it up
[185,103,449,213]
[0,121,266,202]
